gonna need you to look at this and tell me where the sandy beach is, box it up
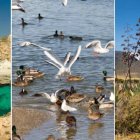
[0,113,11,140]
[12,107,51,137]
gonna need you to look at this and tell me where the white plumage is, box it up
[85,40,114,54]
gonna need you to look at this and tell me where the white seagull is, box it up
[19,41,51,51]
[61,99,77,112]
[109,92,115,102]
[44,45,81,78]
[85,40,114,54]
[12,4,25,13]
[41,89,62,103]
[62,0,68,6]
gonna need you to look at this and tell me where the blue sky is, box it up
[116,0,140,51]
[0,0,11,37]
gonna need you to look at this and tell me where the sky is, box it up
[0,0,11,37]
[116,0,140,51]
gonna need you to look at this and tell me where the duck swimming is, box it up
[66,75,84,82]
[69,36,83,41]
[66,115,76,127]
[19,88,28,96]
[21,18,28,26]
[95,83,104,93]
[88,103,104,121]
[38,13,44,20]
[102,70,114,81]
[85,40,114,54]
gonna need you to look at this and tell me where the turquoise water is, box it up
[0,85,11,116]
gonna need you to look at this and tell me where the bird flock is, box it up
[12,0,115,139]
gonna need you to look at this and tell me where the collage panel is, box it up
[0,0,11,139]
[115,0,140,139]
[12,0,114,140]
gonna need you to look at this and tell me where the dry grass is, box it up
[116,134,140,140]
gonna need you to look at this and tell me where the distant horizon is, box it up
[0,0,11,37]
[116,0,140,51]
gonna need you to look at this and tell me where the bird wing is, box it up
[31,43,51,51]
[105,41,114,49]
[68,45,81,69]
[67,105,77,111]
[85,40,101,49]
[44,51,64,68]
[64,52,71,66]
[19,41,31,46]
[45,60,60,69]
[62,0,68,6]
[41,92,51,100]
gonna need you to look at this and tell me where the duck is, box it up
[38,13,44,20]
[46,134,55,140]
[93,97,114,109]
[88,103,104,121]
[66,115,76,127]
[59,31,64,39]
[95,83,104,93]
[109,92,115,102]
[13,78,31,87]
[12,125,22,140]
[12,4,25,13]
[85,40,114,54]
[53,30,59,37]
[61,99,77,112]
[19,88,28,96]
[66,75,84,82]
[69,36,83,41]
[102,70,114,81]
[21,18,28,26]
[66,93,86,103]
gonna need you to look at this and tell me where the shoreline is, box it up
[12,107,51,137]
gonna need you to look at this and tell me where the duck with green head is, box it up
[12,125,21,140]
[102,70,114,81]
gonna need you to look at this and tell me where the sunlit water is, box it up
[12,0,114,139]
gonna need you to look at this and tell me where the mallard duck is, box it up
[12,125,22,140]
[88,103,104,121]
[102,70,114,81]
[66,115,76,127]
[19,88,28,96]
[13,79,31,87]
[25,69,45,78]
[66,94,86,103]
[66,75,84,82]
[95,83,104,93]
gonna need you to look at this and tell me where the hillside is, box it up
[115,51,140,79]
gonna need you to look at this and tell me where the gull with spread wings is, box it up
[44,45,81,79]
[85,40,114,54]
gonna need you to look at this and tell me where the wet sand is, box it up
[0,113,11,140]
[12,107,51,137]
